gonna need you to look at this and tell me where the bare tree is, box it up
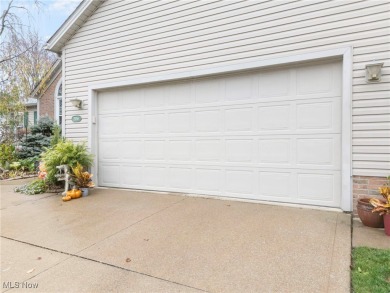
[0,0,55,143]
[1,0,40,37]
[1,29,55,98]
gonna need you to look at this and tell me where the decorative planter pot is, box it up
[357,198,384,228]
[80,188,89,197]
[384,214,390,236]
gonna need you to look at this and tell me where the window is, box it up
[55,80,63,125]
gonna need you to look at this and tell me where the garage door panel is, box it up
[168,111,191,133]
[144,113,166,133]
[99,140,121,160]
[120,140,143,160]
[259,171,295,198]
[168,167,192,189]
[259,139,290,164]
[122,115,143,134]
[225,169,255,195]
[143,167,167,188]
[195,168,222,192]
[258,69,291,98]
[225,74,254,101]
[122,88,143,109]
[99,164,121,186]
[195,110,222,132]
[99,134,340,171]
[194,77,222,104]
[167,140,192,161]
[258,105,291,130]
[98,61,342,208]
[226,139,254,163]
[296,135,341,169]
[296,98,341,132]
[144,85,167,108]
[225,107,254,131]
[99,115,122,135]
[297,171,341,203]
[195,139,222,162]
[121,165,143,186]
[296,62,335,95]
[167,82,192,105]
[144,140,165,160]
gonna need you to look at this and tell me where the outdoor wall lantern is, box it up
[70,98,82,109]
[365,62,384,82]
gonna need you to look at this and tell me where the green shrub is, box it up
[9,161,21,170]
[17,118,56,159]
[14,179,47,195]
[41,140,94,184]
[50,124,63,147]
[30,117,55,136]
[0,143,16,169]
[19,156,39,172]
[17,134,51,159]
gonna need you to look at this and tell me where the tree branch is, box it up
[0,40,38,64]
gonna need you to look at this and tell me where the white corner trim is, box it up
[61,49,66,138]
[341,47,353,212]
[88,46,353,211]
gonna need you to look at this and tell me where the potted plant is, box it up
[370,177,390,236]
[71,163,95,197]
[357,197,384,228]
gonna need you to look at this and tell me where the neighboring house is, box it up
[31,59,63,126]
[45,0,390,214]
[22,98,38,129]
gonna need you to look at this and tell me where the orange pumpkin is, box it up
[62,195,71,202]
[67,189,80,199]
[74,189,82,198]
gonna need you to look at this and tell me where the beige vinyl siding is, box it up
[63,0,390,177]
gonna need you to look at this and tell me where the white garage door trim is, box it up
[88,47,352,211]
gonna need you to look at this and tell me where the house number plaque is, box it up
[71,115,82,123]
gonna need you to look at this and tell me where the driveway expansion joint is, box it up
[1,220,208,293]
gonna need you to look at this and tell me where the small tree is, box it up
[17,117,55,159]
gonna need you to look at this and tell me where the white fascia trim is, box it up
[89,47,349,91]
[46,0,98,53]
[88,46,353,211]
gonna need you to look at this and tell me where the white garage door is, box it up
[97,60,342,208]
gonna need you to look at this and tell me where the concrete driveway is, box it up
[1,179,351,293]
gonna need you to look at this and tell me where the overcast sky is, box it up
[7,0,82,42]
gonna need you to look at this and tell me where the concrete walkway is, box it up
[352,219,390,250]
[1,179,351,292]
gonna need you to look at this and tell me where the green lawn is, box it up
[352,247,390,293]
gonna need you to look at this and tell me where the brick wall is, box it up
[39,73,62,120]
[353,175,388,217]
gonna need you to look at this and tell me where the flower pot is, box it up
[384,214,390,236]
[80,188,89,197]
[357,198,384,228]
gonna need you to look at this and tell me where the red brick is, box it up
[352,175,388,217]
[38,73,62,120]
